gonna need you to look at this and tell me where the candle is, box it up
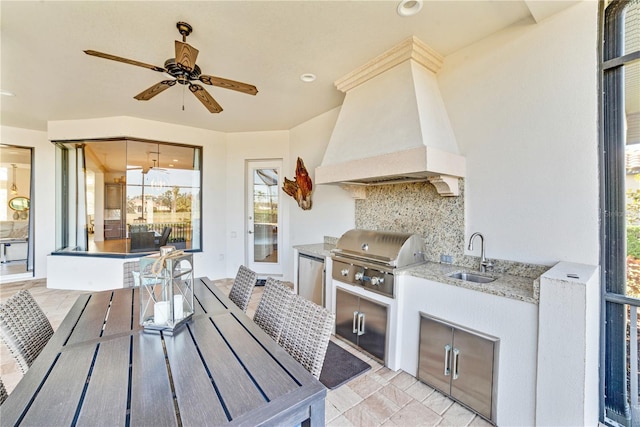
[154,301,169,325]
[174,295,184,320]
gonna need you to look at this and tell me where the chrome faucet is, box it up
[468,232,493,273]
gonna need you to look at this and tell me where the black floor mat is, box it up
[319,341,371,390]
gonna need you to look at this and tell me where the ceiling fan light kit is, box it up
[84,21,257,114]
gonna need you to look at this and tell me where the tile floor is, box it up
[0,279,491,426]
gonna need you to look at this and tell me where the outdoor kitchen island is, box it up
[326,260,598,426]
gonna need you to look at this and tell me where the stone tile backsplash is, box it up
[355,180,466,264]
[353,179,550,279]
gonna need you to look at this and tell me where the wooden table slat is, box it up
[0,294,91,423]
[102,288,135,336]
[184,315,269,419]
[193,278,229,315]
[129,333,178,426]
[76,336,131,426]
[20,344,96,426]
[66,291,113,345]
[211,313,300,399]
[163,320,232,426]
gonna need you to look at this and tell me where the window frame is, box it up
[600,1,640,425]
[53,137,203,256]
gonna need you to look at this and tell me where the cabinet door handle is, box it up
[357,313,365,336]
[352,311,359,334]
[444,344,451,376]
[452,348,460,380]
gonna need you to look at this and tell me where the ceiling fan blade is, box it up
[189,84,223,113]
[175,41,199,72]
[134,80,176,101]
[84,50,166,73]
[199,74,258,96]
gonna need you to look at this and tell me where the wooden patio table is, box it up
[1,277,326,426]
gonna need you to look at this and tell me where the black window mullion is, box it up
[601,1,635,424]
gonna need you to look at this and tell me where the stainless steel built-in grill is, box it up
[331,229,426,299]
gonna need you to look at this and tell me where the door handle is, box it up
[352,311,359,334]
[444,344,451,376]
[452,348,460,380]
[248,230,253,234]
[357,313,365,336]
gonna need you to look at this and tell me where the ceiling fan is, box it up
[84,22,258,113]
[127,147,169,174]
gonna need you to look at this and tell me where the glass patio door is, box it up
[247,160,282,276]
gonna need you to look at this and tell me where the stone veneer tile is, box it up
[325,400,342,423]
[344,393,401,426]
[422,390,454,415]
[468,415,493,427]
[347,371,384,398]
[440,402,477,426]
[376,366,401,383]
[355,180,465,264]
[378,383,414,408]
[404,380,435,402]
[327,414,356,427]
[327,383,364,413]
[389,400,443,426]
[389,370,418,390]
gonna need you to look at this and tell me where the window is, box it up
[601,1,640,425]
[54,139,202,255]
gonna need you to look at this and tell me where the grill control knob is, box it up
[355,272,364,281]
[341,269,349,277]
[371,276,384,286]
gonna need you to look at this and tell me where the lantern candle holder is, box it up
[139,247,194,334]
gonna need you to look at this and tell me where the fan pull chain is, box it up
[182,84,185,111]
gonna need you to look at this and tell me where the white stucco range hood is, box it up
[315,36,465,197]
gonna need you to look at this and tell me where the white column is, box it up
[536,262,599,426]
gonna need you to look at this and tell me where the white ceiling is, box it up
[1,0,579,134]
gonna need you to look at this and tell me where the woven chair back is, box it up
[123,260,140,287]
[0,290,54,374]
[279,294,335,379]
[0,378,8,405]
[253,277,294,341]
[229,265,257,312]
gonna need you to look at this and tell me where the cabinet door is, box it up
[335,288,359,346]
[450,328,495,420]
[105,184,122,209]
[418,316,454,396]
[357,296,387,362]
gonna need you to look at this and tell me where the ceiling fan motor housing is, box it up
[164,59,201,84]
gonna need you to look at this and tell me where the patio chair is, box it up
[155,226,172,249]
[0,378,7,405]
[123,260,140,287]
[279,294,335,379]
[0,290,54,374]
[228,265,257,312]
[253,277,293,342]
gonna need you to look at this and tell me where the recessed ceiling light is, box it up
[0,90,16,97]
[397,0,423,17]
[300,73,316,83]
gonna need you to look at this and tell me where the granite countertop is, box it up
[294,241,539,304]
[293,243,336,258]
[399,262,540,305]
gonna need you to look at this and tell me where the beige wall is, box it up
[438,1,599,266]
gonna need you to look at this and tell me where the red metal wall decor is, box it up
[283,157,313,210]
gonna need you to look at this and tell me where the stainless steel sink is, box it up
[448,272,496,283]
